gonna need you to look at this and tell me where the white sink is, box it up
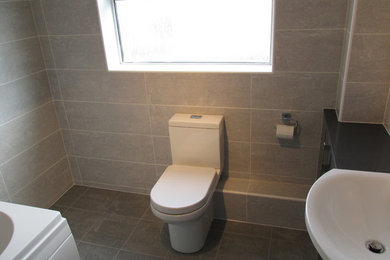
[305,169,390,260]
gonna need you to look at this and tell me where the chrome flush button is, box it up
[190,115,202,119]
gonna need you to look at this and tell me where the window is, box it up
[97,0,274,72]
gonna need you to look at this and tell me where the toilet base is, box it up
[168,200,214,253]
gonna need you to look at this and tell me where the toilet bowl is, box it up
[150,113,224,253]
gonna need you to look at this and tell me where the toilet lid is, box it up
[150,165,217,215]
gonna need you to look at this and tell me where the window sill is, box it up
[106,63,273,73]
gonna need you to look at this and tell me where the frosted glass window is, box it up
[114,0,273,64]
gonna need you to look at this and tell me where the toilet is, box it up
[150,113,224,253]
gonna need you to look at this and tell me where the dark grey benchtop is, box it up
[324,109,390,173]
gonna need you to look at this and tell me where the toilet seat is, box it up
[150,165,218,215]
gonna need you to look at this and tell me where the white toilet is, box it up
[150,113,224,253]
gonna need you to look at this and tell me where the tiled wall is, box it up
[30,0,347,194]
[338,0,390,124]
[0,0,73,206]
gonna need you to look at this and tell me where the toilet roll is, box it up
[276,124,294,140]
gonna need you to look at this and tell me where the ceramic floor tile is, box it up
[71,187,118,212]
[62,208,105,241]
[54,185,88,207]
[106,192,150,218]
[116,250,164,260]
[82,214,139,248]
[77,242,118,260]
[269,239,318,260]
[122,219,170,257]
[216,232,269,260]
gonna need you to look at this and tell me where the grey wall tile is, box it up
[247,196,306,229]
[0,37,45,84]
[251,73,338,111]
[217,176,249,193]
[1,131,66,195]
[77,157,156,190]
[248,180,310,200]
[10,157,73,207]
[30,0,48,35]
[274,30,344,72]
[50,35,106,70]
[68,156,82,184]
[46,70,62,99]
[0,175,9,202]
[347,34,390,83]
[336,76,344,116]
[39,36,55,68]
[251,110,322,147]
[384,91,390,130]
[64,102,150,134]
[275,0,347,30]
[153,136,171,165]
[61,129,74,154]
[214,192,246,221]
[342,83,390,123]
[251,143,318,180]
[70,130,154,163]
[57,70,146,103]
[149,105,250,142]
[224,141,250,173]
[0,71,52,124]
[54,101,69,128]
[0,102,59,163]
[0,1,36,43]
[42,0,100,35]
[145,73,251,108]
[354,0,390,33]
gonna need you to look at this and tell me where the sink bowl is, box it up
[305,169,390,260]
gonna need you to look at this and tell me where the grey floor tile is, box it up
[72,187,118,212]
[77,242,118,260]
[221,220,272,239]
[271,227,312,244]
[50,204,68,213]
[106,192,150,218]
[141,207,162,222]
[216,233,269,260]
[54,185,88,207]
[82,214,139,248]
[62,208,104,241]
[122,220,170,257]
[269,239,318,260]
[116,250,164,260]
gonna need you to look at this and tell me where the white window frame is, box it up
[96,0,274,72]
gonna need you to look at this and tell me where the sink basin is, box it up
[305,169,390,260]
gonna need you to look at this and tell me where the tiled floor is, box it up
[51,185,319,260]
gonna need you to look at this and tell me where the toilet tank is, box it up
[169,114,224,170]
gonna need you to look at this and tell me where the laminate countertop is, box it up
[324,109,390,173]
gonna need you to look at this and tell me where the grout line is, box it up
[67,155,158,168]
[47,33,101,37]
[0,171,12,202]
[143,73,160,181]
[338,0,358,121]
[54,100,325,114]
[354,32,390,36]
[10,155,68,197]
[0,129,61,167]
[0,35,38,46]
[62,128,157,138]
[0,99,53,127]
[0,69,46,88]
[275,27,346,32]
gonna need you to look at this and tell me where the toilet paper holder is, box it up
[281,113,299,133]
